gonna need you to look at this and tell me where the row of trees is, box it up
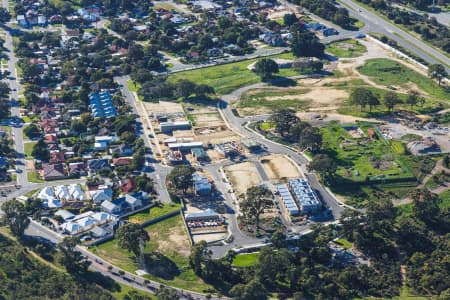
[350,87,427,112]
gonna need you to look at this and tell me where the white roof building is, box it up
[37,187,55,201]
[54,185,70,201]
[69,184,87,201]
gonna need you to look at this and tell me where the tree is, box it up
[157,286,179,300]
[230,279,268,300]
[406,90,425,108]
[299,126,322,153]
[116,223,150,258]
[283,13,298,26]
[350,88,379,112]
[57,237,90,274]
[307,154,337,183]
[411,189,440,224]
[240,186,272,229]
[23,124,41,139]
[189,240,210,275]
[0,8,11,23]
[270,229,287,248]
[291,30,325,57]
[270,109,299,137]
[383,91,401,112]
[174,79,196,99]
[1,199,30,237]
[127,43,144,62]
[167,165,195,193]
[31,138,50,161]
[428,64,447,86]
[70,119,87,134]
[254,58,279,81]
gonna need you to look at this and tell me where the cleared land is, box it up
[91,215,212,293]
[224,162,262,196]
[260,154,302,180]
[326,39,367,58]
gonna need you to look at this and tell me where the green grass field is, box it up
[24,141,36,157]
[91,215,212,293]
[112,282,157,300]
[326,39,367,58]
[169,53,304,95]
[358,58,449,101]
[127,203,181,224]
[334,238,353,249]
[27,171,44,183]
[232,252,260,267]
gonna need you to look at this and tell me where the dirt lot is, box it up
[224,162,262,196]
[260,154,302,180]
[144,101,184,117]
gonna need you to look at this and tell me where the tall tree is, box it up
[253,58,279,81]
[31,138,50,161]
[299,126,322,153]
[291,30,325,57]
[406,90,425,108]
[57,237,90,274]
[240,186,273,229]
[189,240,210,275]
[383,91,401,112]
[230,278,269,300]
[1,199,30,237]
[350,88,378,112]
[307,154,337,183]
[428,64,448,86]
[167,165,196,193]
[270,109,299,137]
[116,223,150,258]
[411,189,440,224]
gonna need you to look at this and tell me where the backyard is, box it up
[91,215,213,293]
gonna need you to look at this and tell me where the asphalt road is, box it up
[339,0,450,71]
[114,75,172,203]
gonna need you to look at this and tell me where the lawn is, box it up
[127,203,182,224]
[91,215,213,293]
[126,80,141,93]
[334,238,353,249]
[169,53,304,95]
[358,58,449,101]
[24,141,36,157]
[326,39,367,58]
[27,171,44,183]
[232,252,260,267]
[321,122,414,183]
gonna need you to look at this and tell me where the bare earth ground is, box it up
[236,38,432,116]
[150,224,191,257]
[260,154,302,180]
[224,162,262,196]
[143,101,184,116]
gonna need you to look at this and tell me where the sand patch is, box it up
[260,154,302,180]
[225,162,262,196]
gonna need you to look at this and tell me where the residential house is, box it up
[112,157,133,167]
[101,194,142,215]
[94,135,119,151]
[109,144,133,156]
[90,187,113,204]
[49,151,65,164]
[40,163,67,180]
[68,162,87,176]
[89,91,117,119]
[87,159,109,175]
[119,178,135,193]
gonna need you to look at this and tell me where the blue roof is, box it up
[193,173,211,193]
[89,92,117,118]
